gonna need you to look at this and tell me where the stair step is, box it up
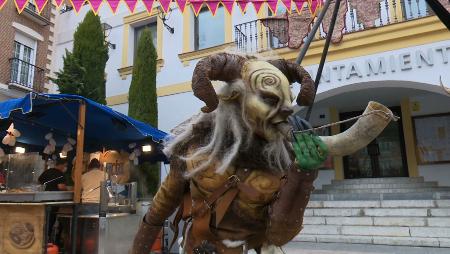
[315,187,450,194]
[303,216,450,227]
[322,182,437,190]
[294,234,449,247]
[307,200,450,208]
[331,177,424,185]
[311,191,450,201]
[301,225,450,238]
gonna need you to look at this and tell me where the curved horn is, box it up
[267,59,315,106]
[320,101,397,156]
[440,76,450,95]
[192,53,247,113]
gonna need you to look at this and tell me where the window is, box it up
[134,23,157,59]
[194,7,225,50]
[11,41,35,88]
[413,113,450,164]
[27,0,37,12]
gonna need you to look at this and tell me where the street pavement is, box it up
[281,242,450,254]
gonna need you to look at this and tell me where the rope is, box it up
[293,110,400,134]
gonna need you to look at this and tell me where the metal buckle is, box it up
[226,175,240,188]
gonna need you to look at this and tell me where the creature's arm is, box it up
[265,165,318,246]
[266,133,327,246]
[131,156,188,254]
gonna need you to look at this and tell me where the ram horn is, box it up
[319,101,397,156]
[191,53,248,113]
[267,59,315,106]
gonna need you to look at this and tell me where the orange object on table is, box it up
[47,243,59,254]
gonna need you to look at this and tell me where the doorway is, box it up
[341,107,408,179]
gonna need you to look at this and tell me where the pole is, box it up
[305,0,341,121]
[424,0,450,30]
[71,101,86,254]
[295,0,333,65]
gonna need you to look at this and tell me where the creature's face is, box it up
[241,61,294,141]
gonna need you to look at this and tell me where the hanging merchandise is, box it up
[43,133,56,155]
[2,123,21,147]
[128,143,141,165]
[61,138,76,157]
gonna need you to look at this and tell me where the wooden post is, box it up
[73,102,86,203]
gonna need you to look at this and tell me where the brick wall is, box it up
[0,1,53,92]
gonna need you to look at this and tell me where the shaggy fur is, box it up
[164,81,292,177]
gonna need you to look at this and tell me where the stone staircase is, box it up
[295,177,450,248]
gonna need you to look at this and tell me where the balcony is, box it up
[22,2,51,26]
[234,0,438,53]
[9,58,45,92]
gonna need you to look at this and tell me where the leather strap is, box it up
[169,192,192,251]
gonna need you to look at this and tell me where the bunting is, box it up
[142,0,154,13]
[3,0,327,15]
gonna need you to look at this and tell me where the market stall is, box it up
[0,93,167,254]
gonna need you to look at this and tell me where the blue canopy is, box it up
[0,93,167,160]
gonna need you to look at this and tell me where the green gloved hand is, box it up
[292,133,329,172]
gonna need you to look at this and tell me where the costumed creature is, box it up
[131,53,397,253]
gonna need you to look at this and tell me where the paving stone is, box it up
[381,200,435,208]
[322,201,380,208]
[313,208,362,217]
[372,236,440,247]
[307,201,324,208]
[363,208,427,217]
[326,217,373,226]
[304,217,326,225]
[314,234,373,244]
[341,226,410,237]
[430,209,450,217]
[302,225,340,235]
[427,218,450,227]
[410,227,450,238]
[436,200,450,208]
[293,234,316,242]
[373,217,426,227]
[438,238,450,247]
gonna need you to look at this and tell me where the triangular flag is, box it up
[15,0,29,13]
[308,0,322,15]
[70,0,86,13]
[54,0,65,7]
[107,0,121,12]
[293,0,306,13]
[175,0,186,12]
[190,0,204,16]
[34,0,48,13]
[124,0,138,12]
[236,0,249,13]
[142,0,154,13]
[267,0,278,14]
[89,0,103,14]
[281,0,292,12]
[206,0,220,15]
[0,0,6,10]
[222,0,234,14]
[252,0,265,14]
[159,0,171,13]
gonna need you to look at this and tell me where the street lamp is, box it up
[101,22,116,50]
[157,7,175,34]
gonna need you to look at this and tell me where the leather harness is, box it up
[169,168,287,252]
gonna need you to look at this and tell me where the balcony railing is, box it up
[9,58,45,92]
[234,0,435,53]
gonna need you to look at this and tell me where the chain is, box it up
[293,110,400,134]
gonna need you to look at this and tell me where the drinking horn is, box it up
[319,101,397,156]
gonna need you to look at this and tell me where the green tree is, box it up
[52,11,108,104]
[128,28,159,196]
[50,50,86,95]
